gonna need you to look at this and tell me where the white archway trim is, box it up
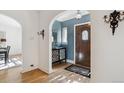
[49,11,70,73]
[49,10,89,73]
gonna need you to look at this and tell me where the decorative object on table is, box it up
[65,65,90,78]
[37,29,45,39]
[0,38,6,42]
[104,10,124,35]
[0,38,6,48]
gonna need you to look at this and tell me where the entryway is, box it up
[49,10,91,77]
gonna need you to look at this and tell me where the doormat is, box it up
[65,65,90,78]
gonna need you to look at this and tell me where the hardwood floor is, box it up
[0,63,90,83]
[10,54,23,62]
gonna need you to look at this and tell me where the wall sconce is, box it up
[104,10,124,35]
[37,29,45,39]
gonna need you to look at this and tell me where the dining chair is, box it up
[6,46,11,60]
[0,46,11,62]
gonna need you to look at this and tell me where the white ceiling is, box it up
[56,10,89,22]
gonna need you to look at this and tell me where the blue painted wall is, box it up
[61,14,90,60]
[52,14,90,61]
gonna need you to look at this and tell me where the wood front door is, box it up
[75,23,90,68]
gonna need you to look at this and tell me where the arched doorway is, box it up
[0,14,23,70]
[49,10,90,73]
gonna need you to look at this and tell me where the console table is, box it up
[52,47,66,63]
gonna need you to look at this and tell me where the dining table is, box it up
[0,48,7,64]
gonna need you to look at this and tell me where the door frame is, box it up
[74,22,91,65]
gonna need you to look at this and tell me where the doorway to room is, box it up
[0,14,23,70]
[49,10,91,74]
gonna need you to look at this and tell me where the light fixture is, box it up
[75,10,82,20]
[37,29,45,39]
[104,10,124,35]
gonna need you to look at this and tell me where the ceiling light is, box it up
[75,10,82,20]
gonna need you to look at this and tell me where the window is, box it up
[82,30,88,40]
[62,27,67,44]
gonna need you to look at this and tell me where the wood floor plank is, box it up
[0,63,90,83]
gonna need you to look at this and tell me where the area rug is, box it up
[0,58,22,70]
[65,65,90,78]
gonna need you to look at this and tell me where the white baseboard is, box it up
[21,65,51,74]
[67,59,74,64]
[21,60,74,74]
[38,66,50,74]
[21,66,38,73]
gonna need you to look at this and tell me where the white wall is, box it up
[0,10,40,72]
[1,10,124,82]
[39,10,64,73]
[91,10,124,82]
[39,10,124,82]
[0,23,22,55]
